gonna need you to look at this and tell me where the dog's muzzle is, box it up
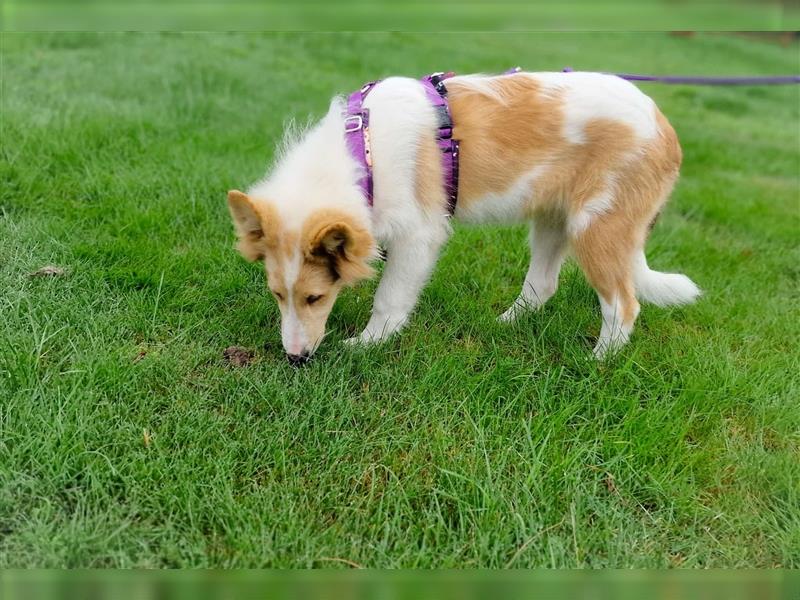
[286,351,311,367]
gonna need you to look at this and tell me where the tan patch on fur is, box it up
[570,107,682,328]
[447,76,566,210]
[227,190,281,261]
[414,134,448,214]
[300,208,376,285]
[263,231,299,300]
[290,259,342,348]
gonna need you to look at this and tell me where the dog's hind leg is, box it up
[499,216,568,322]
[570,199,643,359]
[572,175,698,357]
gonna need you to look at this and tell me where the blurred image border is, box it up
[2,0,799,32]
[1,570,798,600]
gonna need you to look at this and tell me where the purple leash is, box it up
[561,66,800,85]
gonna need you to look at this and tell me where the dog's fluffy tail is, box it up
[633,252,701,307]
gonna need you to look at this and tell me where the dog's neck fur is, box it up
[247,98,372,233]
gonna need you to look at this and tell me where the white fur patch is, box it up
[594,293,636,359]
[633,252,701,306]
[280,251,308,355]
[568,190,615,236]
[248,97,371,233]
[456,166,546,224]
[531,72,658,144]
[282,250,301,291]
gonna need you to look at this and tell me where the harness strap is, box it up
[344,72,462,216]
[420,72,459,215]
[345,80,379,205]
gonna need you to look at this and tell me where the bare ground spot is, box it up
[223,346,255,367]
[29,265,67,277]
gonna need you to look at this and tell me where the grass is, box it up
[6,1,800,32]
[1,32,798,568]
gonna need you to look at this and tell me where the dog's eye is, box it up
[306,294,323,305]
[273,291,284,301]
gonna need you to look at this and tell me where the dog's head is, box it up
[227,190,375,364]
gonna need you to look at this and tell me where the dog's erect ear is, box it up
[228,190,260,236]
[227,190,272,261]
[303,209,375,285]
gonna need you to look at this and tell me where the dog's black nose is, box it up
[286,352,310,367]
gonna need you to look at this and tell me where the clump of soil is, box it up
[223,346,254,367]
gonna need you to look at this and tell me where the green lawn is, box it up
[1,32,798,568]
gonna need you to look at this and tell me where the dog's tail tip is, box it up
[634,254,701,307]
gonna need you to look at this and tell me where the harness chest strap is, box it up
[344,68,522,214]
[422,71,460,215]
[344,72,460,215]
[344,80,379,205]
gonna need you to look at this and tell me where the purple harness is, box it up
[345,71,461,215]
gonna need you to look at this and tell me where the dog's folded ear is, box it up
[227,190,275,262]
[303,209,375,285]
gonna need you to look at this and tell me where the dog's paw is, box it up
[497,306,520,323]
[343,333,380,347]
[592,340,625,361]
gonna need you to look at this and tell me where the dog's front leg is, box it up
[349,226,449,344]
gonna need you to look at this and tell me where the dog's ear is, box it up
[227,190,273,261]
[303,209,375,285]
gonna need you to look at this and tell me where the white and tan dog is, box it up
[228,71,700,364]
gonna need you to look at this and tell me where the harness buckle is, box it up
[344,115,364,133]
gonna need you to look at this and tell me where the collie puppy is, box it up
[228,71,700,364]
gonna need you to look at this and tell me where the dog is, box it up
[227,70,700,364]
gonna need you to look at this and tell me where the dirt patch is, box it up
[29,265,67,277]
[223,346,255,367]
